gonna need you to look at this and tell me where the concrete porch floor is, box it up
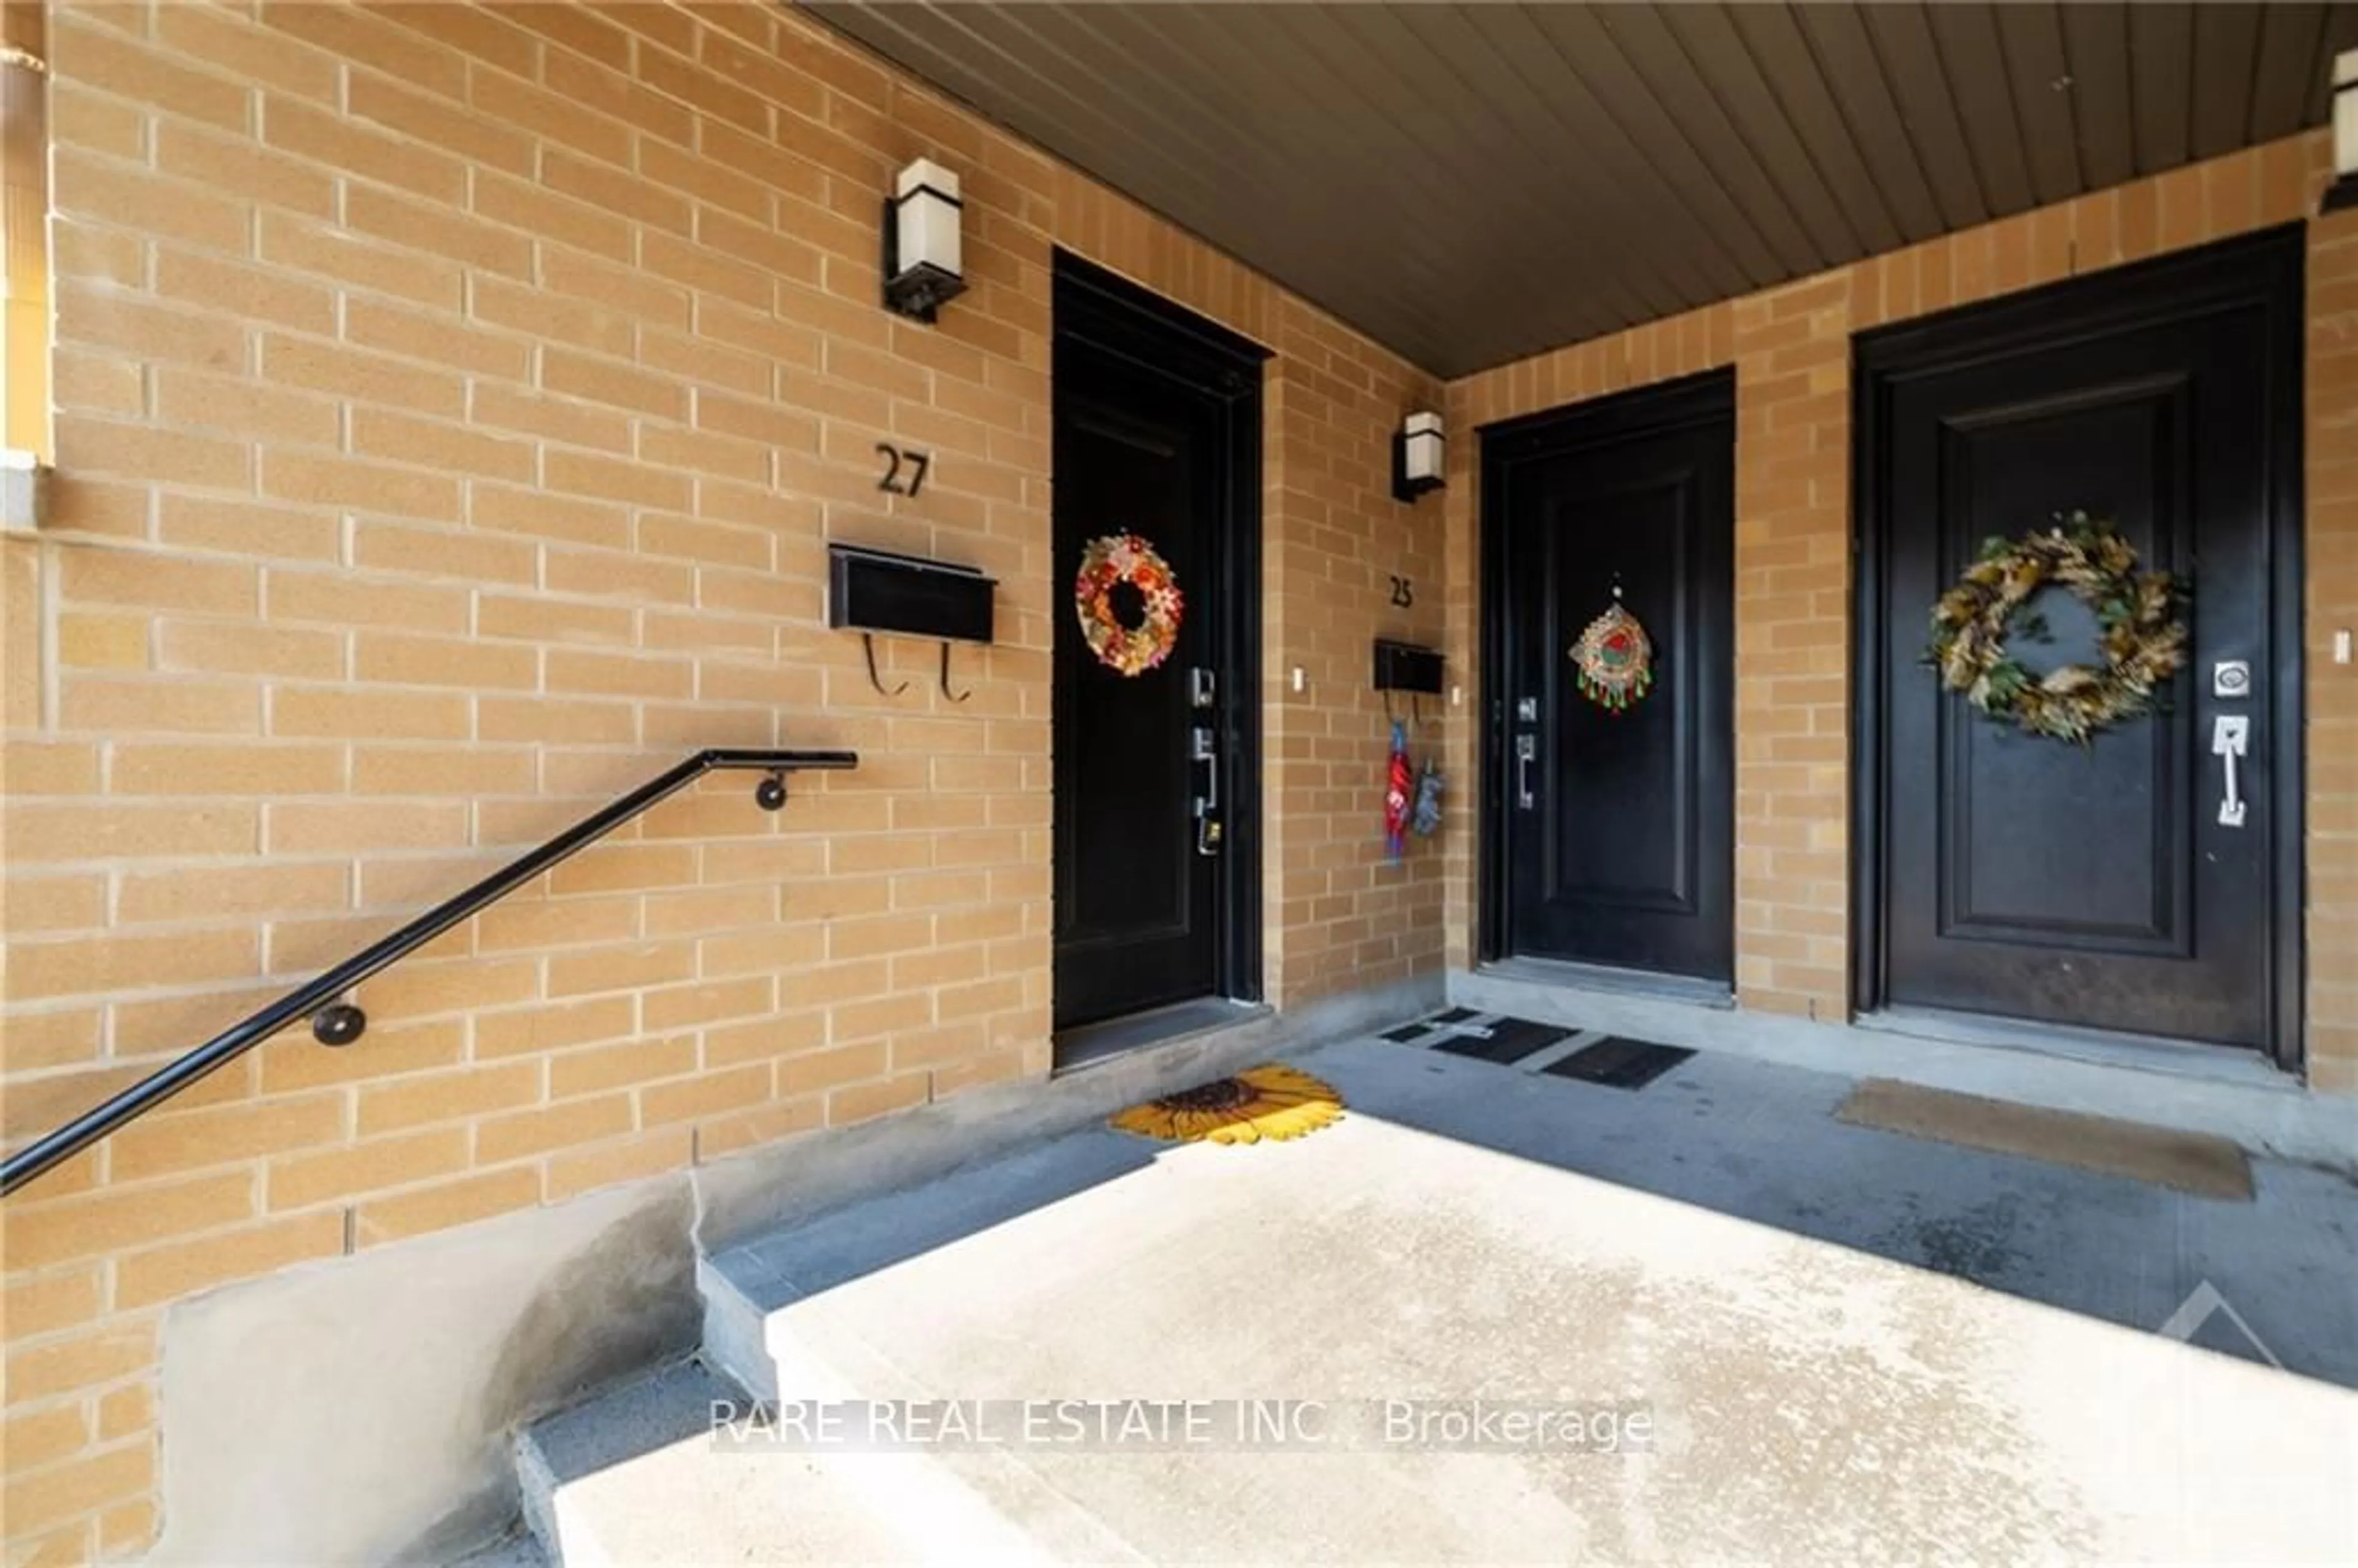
[527,1029,2358,1564]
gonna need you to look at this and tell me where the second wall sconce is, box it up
[882,157,967,323]
[1393,411,1445,502]
[2325,49,2356,215]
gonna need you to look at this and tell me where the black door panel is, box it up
[1861,230,2302,1056]
[1054,363,1213,1019]
[1915,368,2199,964]
[1487,372,1736,983]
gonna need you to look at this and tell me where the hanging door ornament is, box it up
[1570,580,1655,714]
[1073,531,1185,677]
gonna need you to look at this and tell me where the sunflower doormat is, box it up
[1108,1063,1344,1146]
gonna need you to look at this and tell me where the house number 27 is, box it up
[875,443,932,498]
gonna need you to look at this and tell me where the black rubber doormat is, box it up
[1434,1017,1571,1065]
[1544,1037,1695,1090]
[1381,1006,1485,1045]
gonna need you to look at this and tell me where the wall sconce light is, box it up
[882,158,967,323]
[2326,49,2357,215]
[1392,411,1445,502]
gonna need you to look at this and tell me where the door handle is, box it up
[2212,715,2249,828]
[1192,726,1221,855]
[1515,733,1536,810]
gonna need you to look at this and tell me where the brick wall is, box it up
[1443,131,2357,1055]
[1264,298,1449,1008]
[0,3,1446,1556]
[2308,181,2358,1094]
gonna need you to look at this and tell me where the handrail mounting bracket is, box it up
[312,1002,367,1048]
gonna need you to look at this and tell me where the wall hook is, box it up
[862,633,910,697]
[939,641,971,703]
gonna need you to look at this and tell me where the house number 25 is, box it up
[875,443,932,498]
[1389,576,1414,608]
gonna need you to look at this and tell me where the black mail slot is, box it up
[1372,638,1443,695]
[828,543,996,645]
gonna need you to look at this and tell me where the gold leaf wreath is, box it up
[1923,511,2187,745]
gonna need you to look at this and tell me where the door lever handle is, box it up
[1515,733,1536,810]
[2212,715,2250,828]
[1192,726,1221,854]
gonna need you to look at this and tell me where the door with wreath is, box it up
[1049,257,1263,1038]
[1858,230,2300,1063]
[1485,371,1737,985]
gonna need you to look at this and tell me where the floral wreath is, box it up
[1074,532,1183,677]
[1924,510,2187,745]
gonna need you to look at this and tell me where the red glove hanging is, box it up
[1385,719,1411,861]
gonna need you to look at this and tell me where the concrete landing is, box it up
[685,1035,2356,1562]
[1453,968,2358,1170]
[504,1032,2358,1563]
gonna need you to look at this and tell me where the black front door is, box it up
[1859,228,2303,1059]
[1484,371,1736,984]
[1052,257,1264,1035]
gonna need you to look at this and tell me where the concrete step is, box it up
[503,1033,2358,1562]
[671,1036,2358,1562]
[691,1088,1644,1566]
[446,1528,549,1568]
[699,1128,1162,1565]
[516,1358,932,1567]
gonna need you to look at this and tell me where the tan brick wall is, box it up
[1443,133,2356,1046]
[2308,187,2358,1095]
[0,3,1446,1556]
[1264,299,1448,1008]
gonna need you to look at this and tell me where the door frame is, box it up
[1477,367,1738,969]
[1851,223,2306,1074]
[1050,252,1268,1013]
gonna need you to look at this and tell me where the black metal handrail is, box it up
[1,747,857,1197]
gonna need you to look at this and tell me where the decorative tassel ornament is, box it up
[1570,597,1655,714]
